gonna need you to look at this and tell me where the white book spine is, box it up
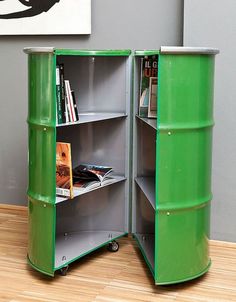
[65,95,69,123]
[65,80,76,122]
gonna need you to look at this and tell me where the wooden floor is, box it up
[0,205,236,302]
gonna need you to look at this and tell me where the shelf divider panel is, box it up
[57,112,127,127]
[56,175,126,204]
[135,177,155,210]
[136,115,157,130]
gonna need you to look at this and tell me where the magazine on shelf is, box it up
[56,142,73,199]
[148,77,157,118]
[73,164,114,191]
[139,56,158,117]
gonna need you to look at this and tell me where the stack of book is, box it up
[56,64,79,125]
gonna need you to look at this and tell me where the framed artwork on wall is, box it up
[0,0,91,35]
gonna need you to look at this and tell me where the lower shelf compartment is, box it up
[134,233,155,273]
[55,230,125,269]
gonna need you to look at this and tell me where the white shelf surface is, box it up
[135,177,155,210]
[55,230,124,269]
[57,112,127,127]
[56,175,126,204]
[136,115,157,130]
[134,233,155,271]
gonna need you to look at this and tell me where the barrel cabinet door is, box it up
[155,48,218,284]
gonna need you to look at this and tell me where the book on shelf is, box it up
[58,63,67,123]
[71,90,79,121]
[148,77,157,118]
[56,65,63,124]
[73,164,114,192]
[64,79,77,123]
[56,142,73,199]
[56,63,79,125]
[139,56,158,118]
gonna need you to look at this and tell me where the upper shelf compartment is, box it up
[24,48,132,127]
[55,50,132,125]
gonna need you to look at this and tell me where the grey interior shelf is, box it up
[57,112,127,127]
[56,175,126,204]
[134,233,155,271]
[136,115,157,130]
[55,230,125,269]
[135,177,155,210]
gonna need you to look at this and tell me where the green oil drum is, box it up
[24,47,219,282]
[155,47,219,284]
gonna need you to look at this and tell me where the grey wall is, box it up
[0,0,184,205]
[184,0,236,242]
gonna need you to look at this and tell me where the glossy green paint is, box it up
[55,49,131,56]
[155,53,215,284]
[28,199,56,276]
[27,53,56,204]
[155,203,211,284]
[135,50,160,56]
[27,52,56,275]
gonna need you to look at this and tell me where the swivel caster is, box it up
[107,240,119,252]
[59,265,69,276]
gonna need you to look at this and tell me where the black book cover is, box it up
[59,63,66,123]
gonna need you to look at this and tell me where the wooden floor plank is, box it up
[0,205,236,302]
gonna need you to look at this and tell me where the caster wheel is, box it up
[108,240,119,252]
[59,265,69,276]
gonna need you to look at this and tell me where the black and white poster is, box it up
[0,0,91,35]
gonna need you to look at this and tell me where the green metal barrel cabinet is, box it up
[24,47,132,276]
[132,47,219,284]
[25,46,218,284]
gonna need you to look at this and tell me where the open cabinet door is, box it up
[133,47,219,284]
[25,48,132,276]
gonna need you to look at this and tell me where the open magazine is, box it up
[73,164,114,191]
